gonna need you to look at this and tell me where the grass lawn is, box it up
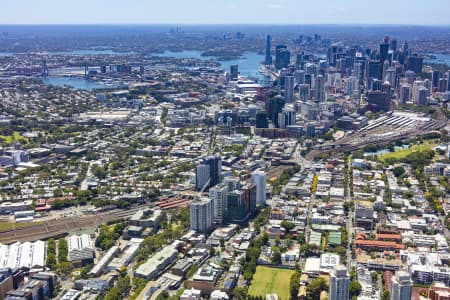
[0,131,28,145]
[248,266,295,300]
[379,142,435,162]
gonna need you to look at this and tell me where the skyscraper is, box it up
[195,156,222,191]
[380,42,389,63]
[315,75,325,102]
[416,87,428,106]
[251,170,267,206]
[265,35,272,66]
[209,184,228,225]
[190,197,213,233]
[390,271,412,300]
[329,265,350,300]
[255,112,269,128]
[399,84,411,104]
[205,156,221,188]
[368,61,382,81]
[407,55,424,74]
[195,164,210,191]
[299,84,311,101]
[226,190,248,224]
[275,45,290,69]
[447,72,450,91]
[278,106,296,129]
[230,64,238,81]
[266,95,285,127]
[284,75,295,102]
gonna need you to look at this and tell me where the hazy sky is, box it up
[1,0,449,25]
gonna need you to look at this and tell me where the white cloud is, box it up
[267,3,282,9]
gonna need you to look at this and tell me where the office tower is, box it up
[278,106,296,129]
[380,42,389,63]
[407,56,424,74]
[294,70,305,85]
[296,53,304,67]
[416,87,428,106]
[403,41,409,53]
[386,67,396,87]
[210,184,228,225]
[328,43,343,66]
[305,63,318,76]
[424,79,432,95]
[432,70,442,88]
[275,45,290,69]
[353,62,362,81]
[439,78,447,92]
[189,197,213,233]
[205,156,221,188]
[447,72,450,91]
[265,35,272,65]
[266,95,285,127]
[223,176,240,191]
[230,65,238,81]
[243,183,257,214]
[195,156,222,191]
[315,75,325,102]
[368,61,382,80]
[299,84,310,101]
[382,60,390,81]
[390,39,397,52]
[390,271,413,300]
[251,170,267,206]
[405,70,415,84]
[255,112,269,128]
[196,164,210,191]
[368,91,391,112]
[329,265,350,300]
[284,76,295,102]
[399,84,411,104]
[345,76,357,96]
[226,190,247,223]
[412,80,424,102]
[306,124,316,137]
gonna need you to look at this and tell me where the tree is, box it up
[281,220,295,232]
[57,238,68,262]
[307,277,328,300]
[349,280,362,298]
[371,271,378,283]
[290,271,301,300]
[392,166,405,178]
[271,247,282,265]
[232,287,248,300]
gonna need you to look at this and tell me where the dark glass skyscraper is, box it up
[195,156,222,191]
[275,45,290,70]
[205,156,221,188]
[265,35,272,65]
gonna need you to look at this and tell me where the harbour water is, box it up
[43,77,111,91]
[154,50,266,79]
[426,53,450,66]
[44,50,267,90]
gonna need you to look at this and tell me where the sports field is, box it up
[248,266,295,300]
[379,142,435,161]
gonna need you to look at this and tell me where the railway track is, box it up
[306,125,445,160]
[0,206,146,244]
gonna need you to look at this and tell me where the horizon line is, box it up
[1,23,450,27]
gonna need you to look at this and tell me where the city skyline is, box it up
[1,0,450,26]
